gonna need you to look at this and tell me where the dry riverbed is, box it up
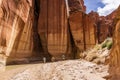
[0,60,108,80]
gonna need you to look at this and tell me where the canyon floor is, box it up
[0,59,108,80]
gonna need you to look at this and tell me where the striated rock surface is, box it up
[38,0,72,59]
[69,12,96,51]
[68,1,96,51]
[109,6,120,80]
[88,11,115,43]
[0,0,37,66]
[37,0,92,59]
[0,0,98,65]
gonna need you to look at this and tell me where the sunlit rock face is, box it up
[38,0,72,59]
[0,0,37,64]
[38,0,88,59]
[69,12,96,51]
[0,0,97,65]
[68,0,96,51]
[88,11,115,43]
[109,6,120,80]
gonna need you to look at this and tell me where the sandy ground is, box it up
[0,59,108,80]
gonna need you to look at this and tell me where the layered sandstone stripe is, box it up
[38,0,71,58]
[109,6,120,80]
[0,0,36,63]
[68,0,96,51]
[0,0,97,64]
[69,12,96,51]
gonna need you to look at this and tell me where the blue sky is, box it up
[84,0,105,13]
[84,0,120,16]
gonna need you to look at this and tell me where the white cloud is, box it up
[97,0,120,16]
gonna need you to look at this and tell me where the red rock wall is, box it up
[0,0,37,63]
[0,0,97,64]
[69,12,96,51]
[109,6,120,80]
[88,11,114,43]
[68,0,96,51]
[68,0,86,12]
[38,0,72,59]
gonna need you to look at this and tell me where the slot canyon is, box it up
[0,0,119,80]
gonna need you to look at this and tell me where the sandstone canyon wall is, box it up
[109,6,120,80]
[0,0,36,65]
[68,0,96,51]
[38,0,73,59]
[88,11,114,43]
[0,0,97,65]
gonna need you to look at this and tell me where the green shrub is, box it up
[101,38,112,49]
[106,41,113,50]
[101,43,107,49]
[101,38,113,50]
